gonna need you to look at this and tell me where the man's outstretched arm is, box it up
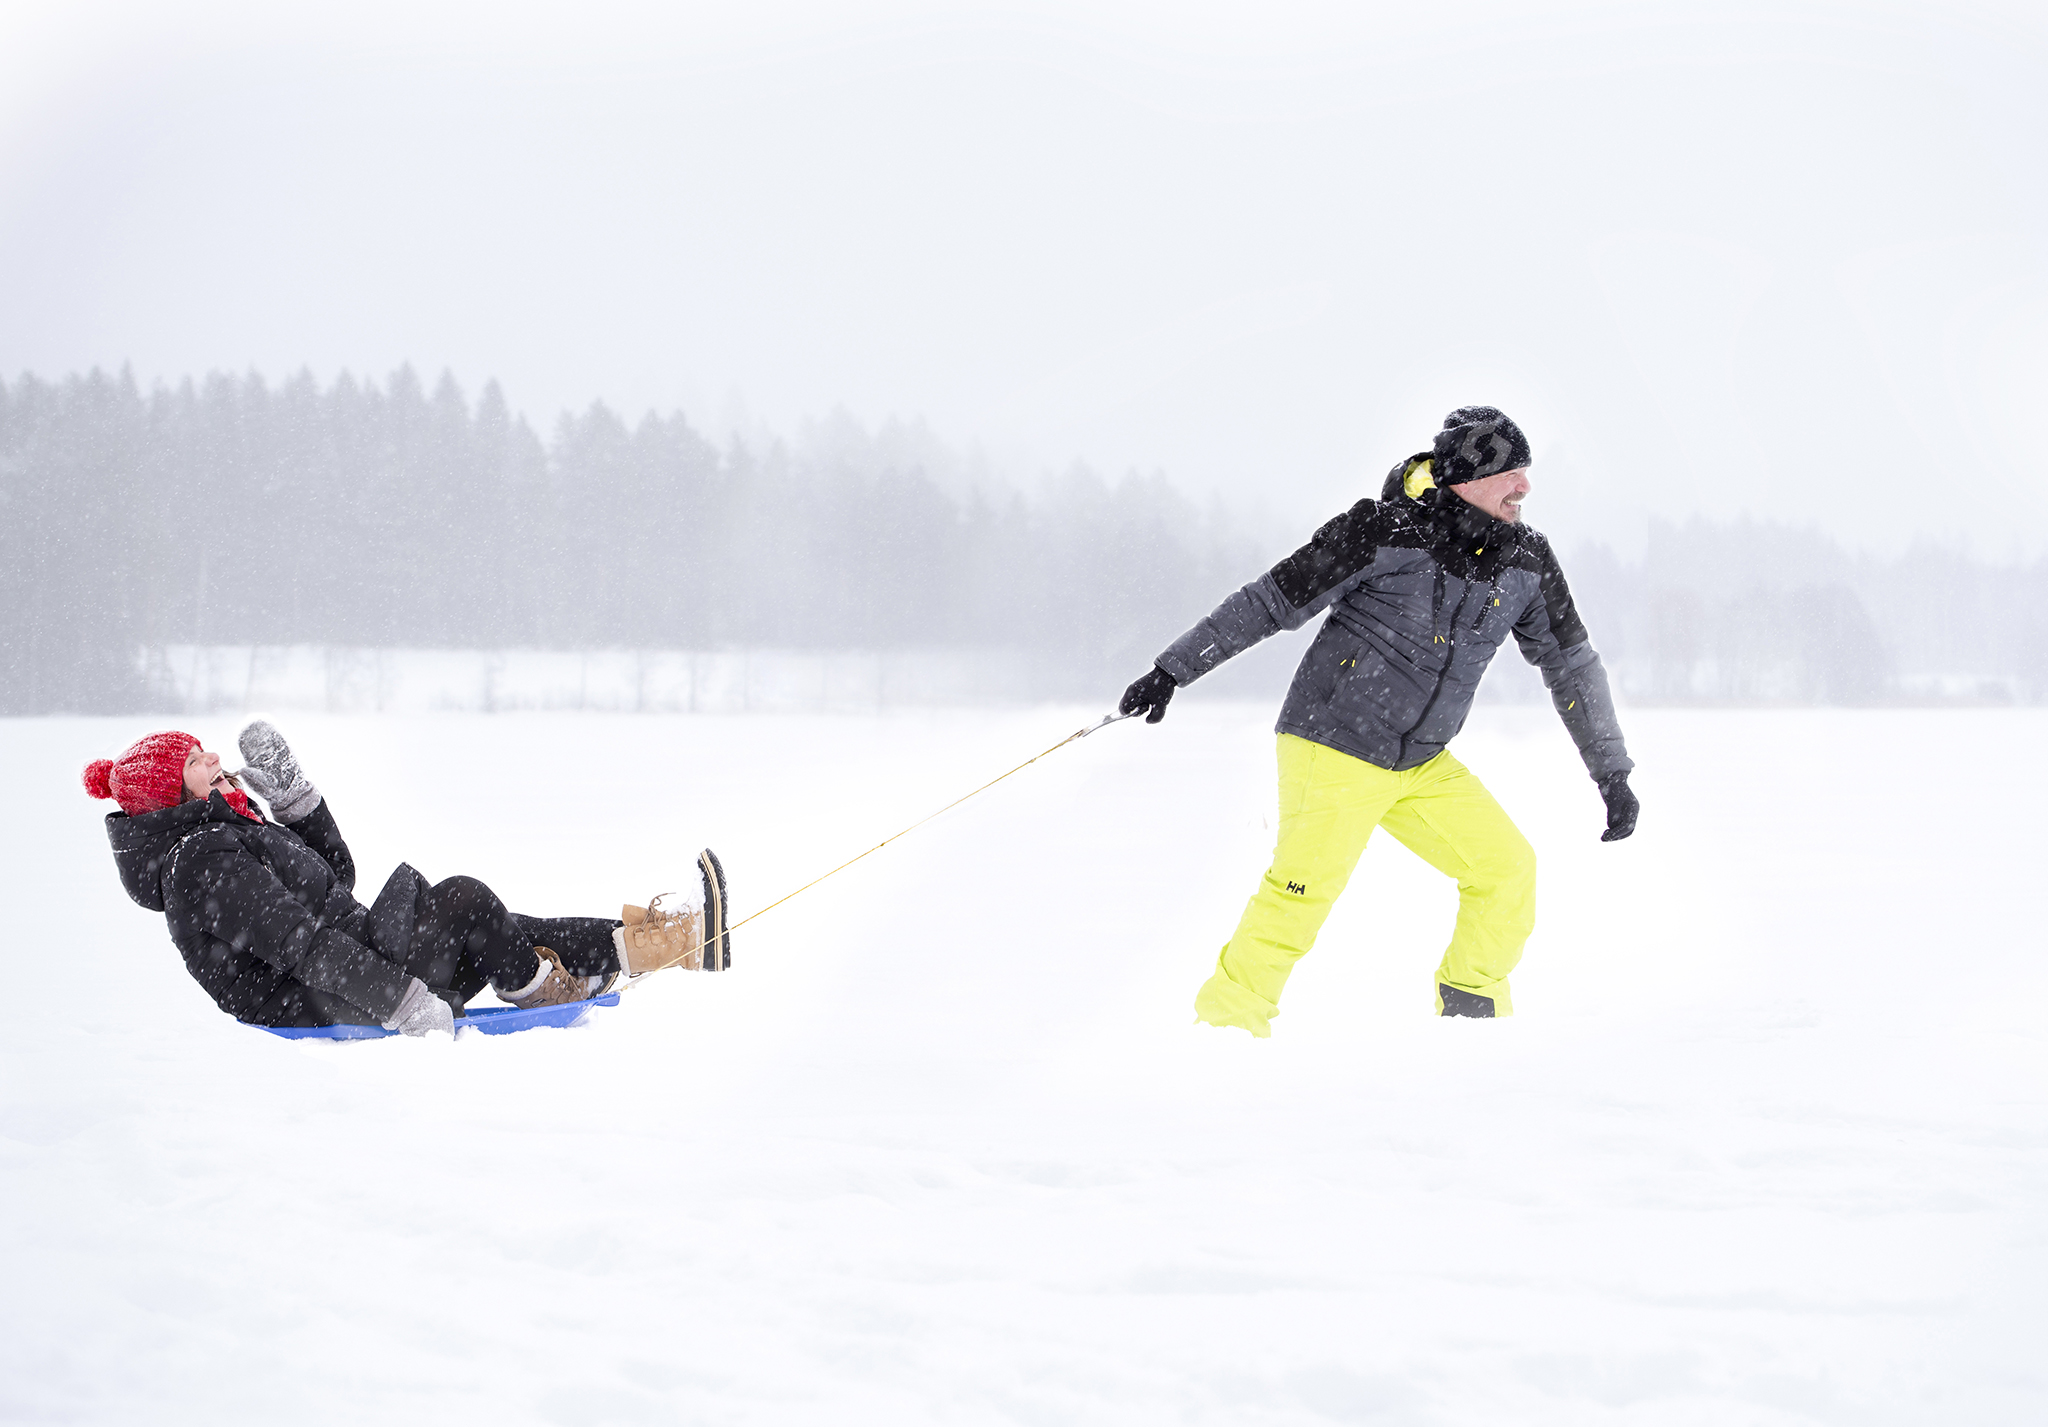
[1121,498,1396,721]
[1511,535,1638,839]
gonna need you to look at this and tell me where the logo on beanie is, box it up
[1457,422,1513,474]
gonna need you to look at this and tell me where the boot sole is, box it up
[699,848,730,971]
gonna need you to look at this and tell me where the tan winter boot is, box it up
[499,944,591,1008]
[612,894,704,976]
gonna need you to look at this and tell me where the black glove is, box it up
[1118,665,1178,724]
[1597,771,1638,842]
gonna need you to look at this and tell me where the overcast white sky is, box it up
[2,0,2043,556]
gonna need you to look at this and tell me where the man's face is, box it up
[1451,466,1530,524]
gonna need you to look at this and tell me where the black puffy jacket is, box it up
[105,793,423,1025]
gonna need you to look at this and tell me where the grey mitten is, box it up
[381,978,455,1038]
[236,719,321,823]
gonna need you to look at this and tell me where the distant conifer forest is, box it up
[2,366,2041,713]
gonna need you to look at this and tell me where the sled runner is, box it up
[250,993,621,1040]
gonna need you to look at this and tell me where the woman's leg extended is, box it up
[410,876,540,1000]
[1195,734,1405,1037]
[513,915,623,979]
[1376,753,1536,1016]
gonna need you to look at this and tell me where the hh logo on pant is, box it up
[1285,881,1307,895]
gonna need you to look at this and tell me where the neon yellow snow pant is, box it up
[1194,734,1535,1035]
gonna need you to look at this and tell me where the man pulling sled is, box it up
[1120,406,1638,1034]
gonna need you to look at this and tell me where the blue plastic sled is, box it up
[252,993,620,1041]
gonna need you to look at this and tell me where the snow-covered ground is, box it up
[5,703,2044,1425]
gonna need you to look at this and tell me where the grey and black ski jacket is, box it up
[1154,461,1631,781]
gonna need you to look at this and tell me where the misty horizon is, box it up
[4,2,2042,560]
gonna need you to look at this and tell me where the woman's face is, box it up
[182,746,232,801]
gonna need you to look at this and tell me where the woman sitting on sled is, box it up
[85,721,729,1036]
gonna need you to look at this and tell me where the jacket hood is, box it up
[1381,453,1435,503]
[1381,454,1522,548]
[105,793,259,912]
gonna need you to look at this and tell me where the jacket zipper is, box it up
[1401,575,1470,764]
[1470,586,1496,632]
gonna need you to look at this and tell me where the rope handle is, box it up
[619,710,1135,990]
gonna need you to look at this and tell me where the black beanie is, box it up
[1431,406,1531,486]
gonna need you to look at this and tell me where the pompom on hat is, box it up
[82,731,204,817]
[1431,405,1532,486]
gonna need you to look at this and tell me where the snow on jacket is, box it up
[105,792,425,1025]
[1155,458,1632,780]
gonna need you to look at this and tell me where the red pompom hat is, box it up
[83,731,260,820]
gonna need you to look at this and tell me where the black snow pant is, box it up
[248,804,621,1026]
[406,876,623,1004]
[255,879,623,1026]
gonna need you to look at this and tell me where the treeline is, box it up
[5,366,2043,715]
[0,366,1260,713]
[1556,519,2048,706]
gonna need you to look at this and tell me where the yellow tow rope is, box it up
[619,710,1134,990]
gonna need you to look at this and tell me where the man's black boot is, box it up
[1438,984,1496,1018]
